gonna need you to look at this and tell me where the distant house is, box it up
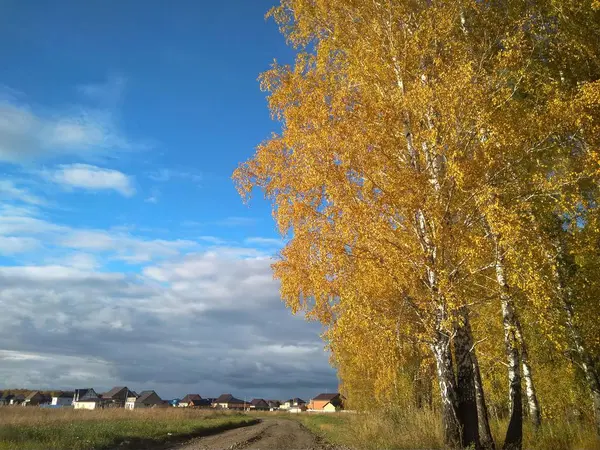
[249,398,270,411]
[281,398,306,410]
[267,400,281,411]
[125,390,163,409]
[102,387,135,408]
[51,392,74,407]
[24,391,48,406]
[0,393,14,406]
[309,393,344,412]
[10,394,26,406]
[189,398,212,408]
[212,394,247,410]
[73,388,101,410]
[179,394,202,407]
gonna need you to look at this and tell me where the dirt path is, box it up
[168,418,332,450]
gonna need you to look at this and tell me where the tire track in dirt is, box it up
[170,418,334,450]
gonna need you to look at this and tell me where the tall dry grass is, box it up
[0,407,255,450]
[300,407,600,450]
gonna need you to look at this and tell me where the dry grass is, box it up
[299,408,600,450]
[0,407,256,450]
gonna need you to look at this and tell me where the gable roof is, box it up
[136,390,162,404]
[312,393,341,401]
[250,398,268,406]
[26,391,42,400]
[74,388,98,400]
[286,397,306,404]
[182,394,202,403]
[215,393,245,404]
[102,386,131,399]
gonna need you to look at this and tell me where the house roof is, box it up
[312,393,341,401]
[182,394,202,403]
[189,398,211,407]
[26,391,41,400]
[102,386,130,399]
[74,388,96,399]
[136,390,161,404]
[250,398,268,406]
[55,391,74,399]
[215,393,245,404]
[1,393,15,400]
[267,400,281,406]
[286,397,306,404]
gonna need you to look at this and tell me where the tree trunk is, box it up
[431,328,462,448]
[551,226,600,435]
[564,301,600,435]
[491,235,523,450]
[473,347,496,449]
[454,308,482,449]
[514,325,541,428]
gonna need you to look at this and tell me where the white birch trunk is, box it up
[514,325,541,427]
[431,326,462,448]
[490,231,523,450]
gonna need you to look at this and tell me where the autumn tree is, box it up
[234,0,600,448]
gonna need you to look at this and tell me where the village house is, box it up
[101,386,135,408]
[23,391,48,406]
[249,398,270,411]
[212,393,247,410]
[189,398,212,408]
[125,390,163,409]
[267,400,281,411]
[10,394,26,406]
[309,393,344,412]
[281,398,306,410]
[179,394,202,407]
[73,388,101,410]
[0,393,14,406]
[51,392,74,406]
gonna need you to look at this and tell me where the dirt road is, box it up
[168,418,334,450]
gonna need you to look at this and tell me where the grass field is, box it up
[0,407,257,450]
[2,407,599,450]
[298,409,600,450]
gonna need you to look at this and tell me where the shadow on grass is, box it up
[102,418,261,450]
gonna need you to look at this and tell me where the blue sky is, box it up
[0,0,338,400]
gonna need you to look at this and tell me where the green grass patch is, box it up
[0,408,257,450]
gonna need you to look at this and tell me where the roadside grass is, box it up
[0,407,257,450]
[298,408,600,450]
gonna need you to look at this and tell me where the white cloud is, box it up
[0,81,139,164]
[0,236,40,254]
[0,251,336,399]
[0,180,45,205]
[0,265,124,282]
[59,230,196,263]
[46,164,136,197]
